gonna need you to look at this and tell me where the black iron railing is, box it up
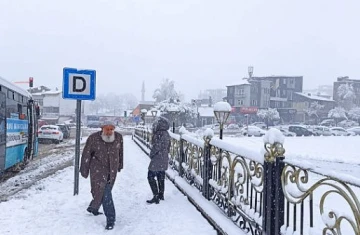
[133,127,360,235]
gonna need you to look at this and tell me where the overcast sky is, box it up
[1,0,359,101]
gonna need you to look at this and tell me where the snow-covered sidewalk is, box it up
[0,136,217,235]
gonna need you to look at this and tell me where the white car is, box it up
[38,125,64,144]
[226,124,240,130]
[312,126,332,136]
[240,125,266,137]
[250,122,267,129]
[347,127,360,135]
[277,127,295,137]
[330,127,353,136]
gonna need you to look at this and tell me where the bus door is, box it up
[27,100,37,160]
[0,91,6,172]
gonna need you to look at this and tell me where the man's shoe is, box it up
[105,222,114,230]
[87,207,103,216]
[146,195,159,204]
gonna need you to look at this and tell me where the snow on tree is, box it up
[305,101,324,118]
[257,108,280,120]
[337,83,356,110]
[256,109,267,120]
[328,107,347,125]
[348,107,360,125]
[256,108,280,128]
[154,98,198,125]
[152,78,179,102]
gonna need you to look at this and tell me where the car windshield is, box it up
[41,126,57,130]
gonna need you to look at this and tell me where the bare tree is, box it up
[120,93,138,110]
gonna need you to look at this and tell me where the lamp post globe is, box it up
[141,109,147,125]
[213,101,231,139]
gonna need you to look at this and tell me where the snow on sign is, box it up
[63,67,96,100]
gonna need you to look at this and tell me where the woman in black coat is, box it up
[147,117,171,204]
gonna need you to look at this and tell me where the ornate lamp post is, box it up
[245,114,249,128]
[213,101,231,139]
[167,107,180,133]
[141,109,147,125]
[151,108,158,119]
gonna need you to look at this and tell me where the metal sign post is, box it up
[74,100,82,195]
[63,67,96,196]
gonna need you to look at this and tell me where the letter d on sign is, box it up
[73,76,86,92]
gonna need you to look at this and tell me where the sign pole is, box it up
[74,99,82,195]
[63,67,96,196]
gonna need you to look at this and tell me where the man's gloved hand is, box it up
[117,168,121,173]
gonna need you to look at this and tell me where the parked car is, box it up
[250,122,267,129]
[275,127,295,137]
[312,126,332,136]
[338,120,358,128]
[320,119,335,127]
[240,126,266,137]
[330,127,354,136]
[38,125,64,144]
[226,124,240,130]
[288,125,317,136]
[56,124,71,138]
[347,126,360,135]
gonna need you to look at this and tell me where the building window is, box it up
[287,91,293,100]
[283,79,287,85]
[252,100,257,106]
[235,88,244,95]
[7,90,13,99]
[237,100,244,105]
[276,89,281,97]
[288,78,295,88]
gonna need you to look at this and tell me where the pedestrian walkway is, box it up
[0,136,217,235]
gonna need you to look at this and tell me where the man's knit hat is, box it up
[101,120,115,128]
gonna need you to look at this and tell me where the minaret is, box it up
[141,81,145,102]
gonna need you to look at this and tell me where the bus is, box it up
[0,76,39,174]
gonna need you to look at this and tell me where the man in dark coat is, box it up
[80,120,123,230]
[146,116,171,204]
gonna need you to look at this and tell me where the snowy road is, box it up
[0,136,217,235]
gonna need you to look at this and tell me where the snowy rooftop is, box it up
[43,90,62,95]
[0,76,31,98]
[295,92,334,102]
[227,78,251,87]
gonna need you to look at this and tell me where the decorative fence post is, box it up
[179,134,185,177]
[262,142,285,235]
[202,135,212,200]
